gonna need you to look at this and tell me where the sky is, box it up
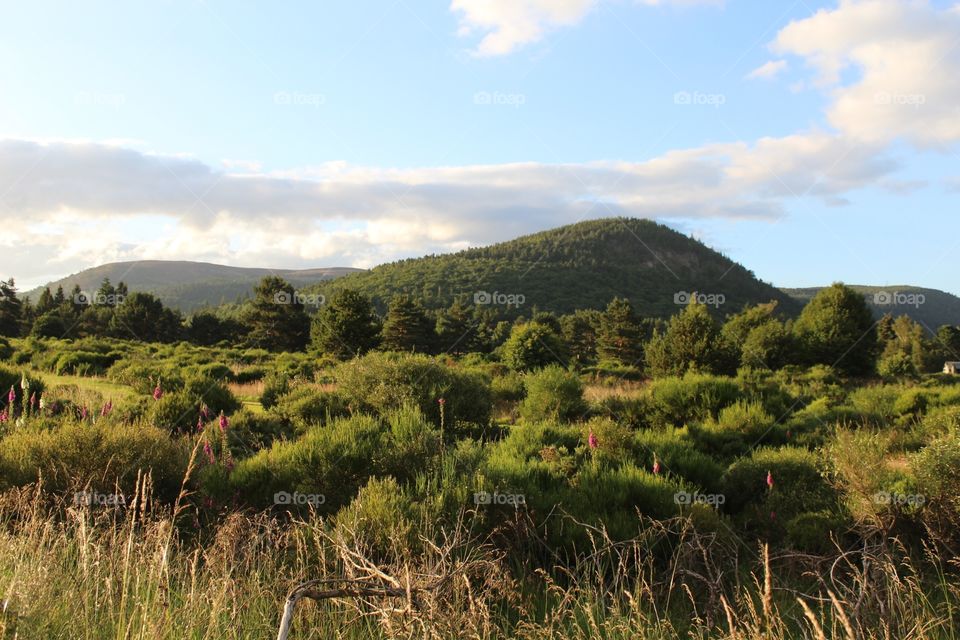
[0,0,959,294]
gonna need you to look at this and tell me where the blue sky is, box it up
[1,0,958,295]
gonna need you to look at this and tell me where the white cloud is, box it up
[746,59,788,80]
[773,0,960,147]
[0,135,898,286]
[451,0,720,56]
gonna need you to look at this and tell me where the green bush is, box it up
[259,373,290,410]
[0,420,188,501]
[147,393,200,433]
[647,373,741,428]
[54,351,118,376]
[222,409,295,453]
[333,477,418,560]
[181,374,240,416]
[722,447,837,527]
[693,401,782,459]
[911,436,960,541]
[271,386,352,431]
[519,365,586,423]
[848,385,899,424]
[0,338,12,361]
[634,428,724,493]
[107,359,184,395]
[233,367,267,384]
[336,352,491,428]
[226,413,388,511]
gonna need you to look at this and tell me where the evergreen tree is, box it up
[645,300,735,377]
[435,298,475,355]
[793,283,878,377]
[596,297,644,366]
[560,309,602,365]
[310,289,382,358]
[53,285,66,306]
[0,278,22,337]
[244,276,310,352]
[381,295,434,353]
[96,277,117,307]
[35,288,55,315]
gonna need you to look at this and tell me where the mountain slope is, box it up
[783,285,960,331]
[308,218,801,318]
[27,261,361,312]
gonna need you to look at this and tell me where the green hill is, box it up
[307,218,801,319]
[783,285,960,331]
[26,261,361,313]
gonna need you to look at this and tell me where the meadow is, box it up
[1,283,960,639]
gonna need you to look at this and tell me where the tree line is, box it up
[1,275,957,377]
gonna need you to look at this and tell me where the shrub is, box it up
[226,413,387,511]
[722,447,837,527]
[233,367,267,384]
[147,393,200,433]
[382,404,440,481]
[271,386,352,431]
[693,401,781,459]
[647,373,741,428]
[911,436,960,541]
[500,322,567,371]
[53,351,118,376]
[107,359,184,395]
[0,337,12,360]
[848,385,899,424]
[634,429,724,493]
[894,388,930,418]
[0,420,188,501]
[490,371,526,404]
[259,373,290,410]
[519,365,586,423]
[333,477,417,560]
[222,409,295,453]
[786,511,850,554]
[336,352,491,428]
[181,374,240,417]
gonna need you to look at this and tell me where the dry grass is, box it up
[583,380,647,404]
[2,485,959,639]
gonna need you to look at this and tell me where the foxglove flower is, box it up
[203,440,215,464]
[29,392,36,410]
[766,470,774,489]
[153,382,163,401]
[7,386,14,406]
[652,457,661,475]
[588,431,598,450]
[219,411,228,433]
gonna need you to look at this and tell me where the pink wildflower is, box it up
[0,410,6,423]
[29,392,36,410]
[197,414,204,432]
[588,431,598,450]
[438,398,446,406]
[153,382,163,401]
[100,400,112,417]
[80,405,88,420]
[7,386,14,406]
[219,411,228,433]
[652,457,661,475]
[766,470,774,490]
[203,440,215,464]
[200,403,209,419]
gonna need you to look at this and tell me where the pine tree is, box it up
[435,298,474,355]
[0,278,23,337]
[310,289,381,358]
[597,297,644,366]
[381,295,435,353]
[244,276,309,352]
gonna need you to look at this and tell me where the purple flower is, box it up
[80,405,88,420]
[766,470,774,490]
[7,386,14,406]
[218,411,228,433]
[153,383,163,401]
[29,392,36,410]
[203,440,215,464]
[197,415,204,433]
[101,400,112,417]
[652,458,661,475]
[588,431,598,450]
[0,410,7,423]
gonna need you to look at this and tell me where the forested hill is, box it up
[308,218,801,318]
[783,285,960,331]
[26,261,361,313]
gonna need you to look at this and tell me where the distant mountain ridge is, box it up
[782,285,960,331]
[306,217,802,319]
[26,261,362,313]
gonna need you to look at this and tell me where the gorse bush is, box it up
[270,385,352,431]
